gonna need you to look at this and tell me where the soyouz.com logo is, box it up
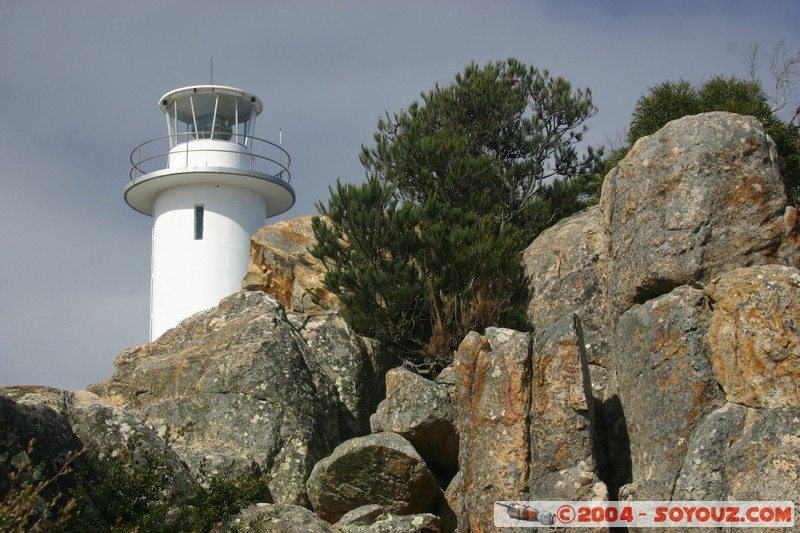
[494,501,795,528]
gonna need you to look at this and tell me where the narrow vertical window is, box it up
[194,205,204,240]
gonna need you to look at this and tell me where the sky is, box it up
[1,1,799,390]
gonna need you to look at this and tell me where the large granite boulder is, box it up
[705,265,800,409]
[242,215,340,313]
[306,432,439,524]
[369,367,458,478]
[0,386,196,529]
[89,291,343,505]
[601,112,793,316]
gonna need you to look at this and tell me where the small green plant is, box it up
[0,439,80,532]
[59,426,268,532]
[181,460,267,531]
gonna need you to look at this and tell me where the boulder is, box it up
[612,287,723,501]
[369,368,458,478]
[705,265,800,408]
[228,502,335,533]
[523,205,610,366]
[454,328,531,533]
[335,504,442,532]
[1,387,193,494]
[306,432,439,524]
[242,215,340,313]
[529,315,606,501]
[601,112,793,316]
[89,291,343,505]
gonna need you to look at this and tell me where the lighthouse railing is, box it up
[130,132,291,183]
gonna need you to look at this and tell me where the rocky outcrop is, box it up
[90,291,344,505]
[306,432,439,524]
[523,111,800,510]
[0,386,196,528]
[369,367,458,478]
[242,215,340,313]
[6,111,800,531]
[522,206,609,366]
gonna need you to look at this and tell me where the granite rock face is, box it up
[705,265,800,409]
[529,315,607,502]
[89,291,344,505]
[227,503,335,533]
[522,206,609,366]
[521,111,800,514]
[334,504,442,533]
[242,215,340,313]
[454,328,532,533]
[612,288,723,501]
[301,313,398,440]
[305,432,439,524]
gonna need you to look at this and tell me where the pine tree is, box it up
[312,58,602,358]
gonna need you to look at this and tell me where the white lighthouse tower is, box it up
[126,85,294,341]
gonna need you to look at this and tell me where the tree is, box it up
[312,59,601,359]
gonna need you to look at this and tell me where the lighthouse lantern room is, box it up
[126,85,294,341]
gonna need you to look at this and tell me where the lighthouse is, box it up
[126,85,294,341]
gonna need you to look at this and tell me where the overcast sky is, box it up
[1,1,798,390]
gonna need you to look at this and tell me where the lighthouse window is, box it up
[194,205,204,240]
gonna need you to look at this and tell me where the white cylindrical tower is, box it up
[126,85,294,340]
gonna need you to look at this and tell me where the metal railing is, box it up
[130,132,292,182]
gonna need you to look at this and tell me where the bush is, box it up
[0,439,79,532]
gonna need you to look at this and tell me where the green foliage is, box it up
[313,58,602,358]
[627,80,701,144]
[0,439,78,532]
[312,178,427,346]
[45,429,269,532]
[67,433,177,531]
[361,57,601,233]
[621,76,800,204]
[180,461,267,532]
